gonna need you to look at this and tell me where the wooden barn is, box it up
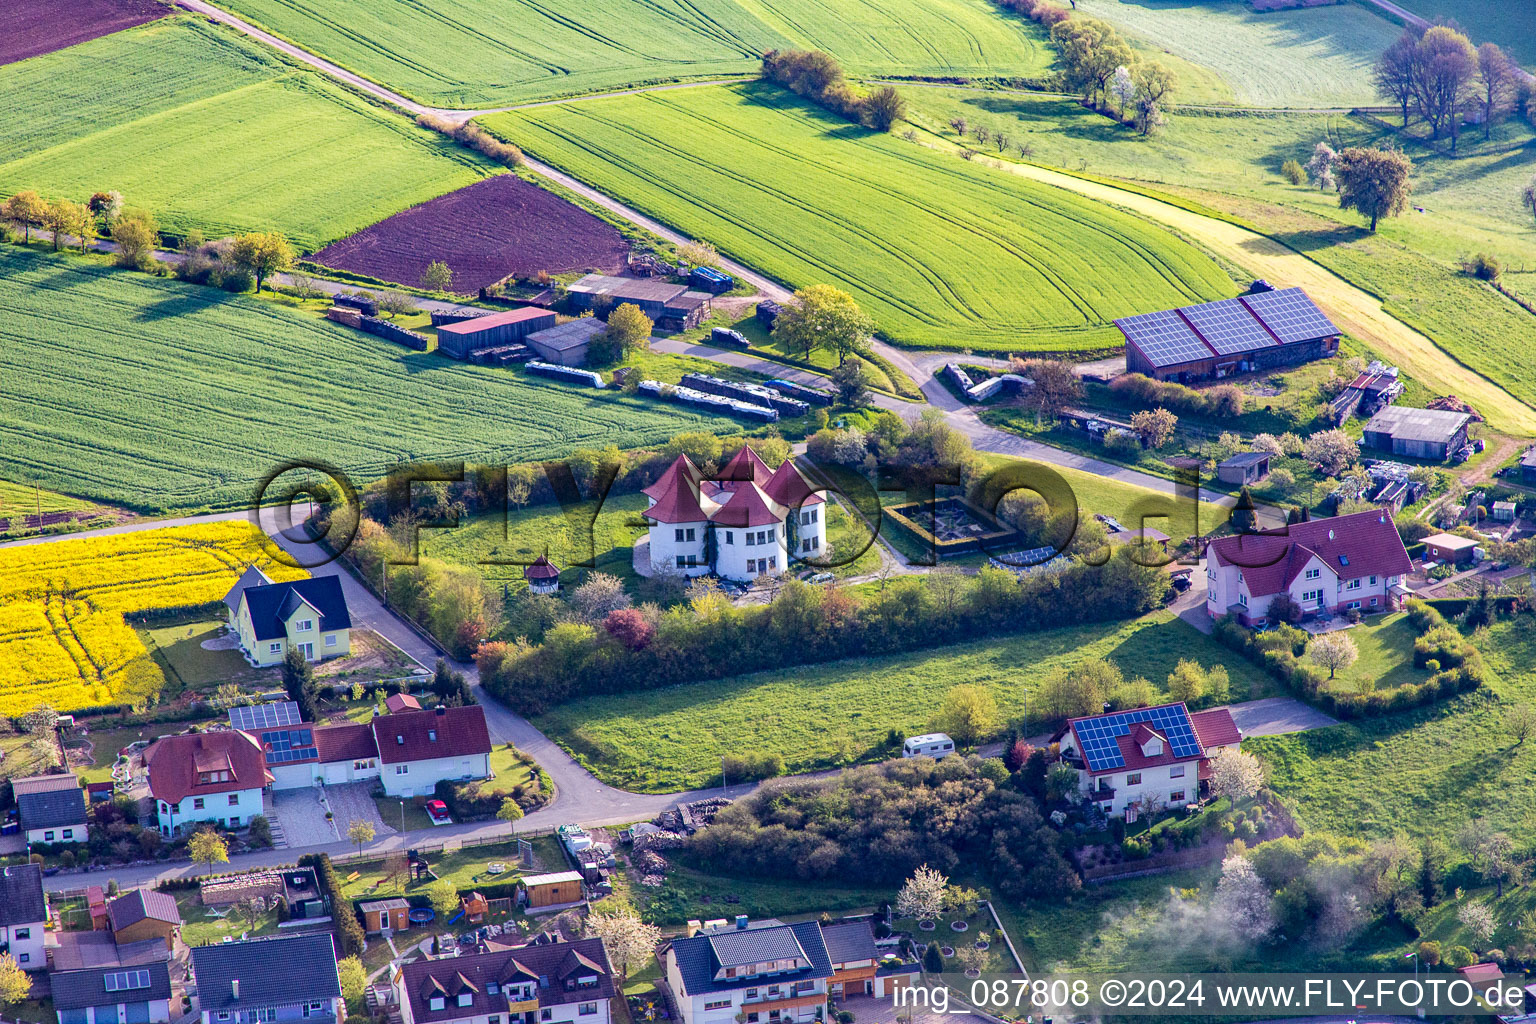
[436,307,556,360]
[1115,285,1340,383]
[520,870,584,909]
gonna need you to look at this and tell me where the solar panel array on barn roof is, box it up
[1115,286,1338,368]
[1071,704,1202,771]
[1116,308,1209,368]
[1239,287,1340,344]
[228,701,303,731]
[1180,296,1273,356]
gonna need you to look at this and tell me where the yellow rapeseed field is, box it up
[0,522,306,716]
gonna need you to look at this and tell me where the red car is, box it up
[424,800,452,825]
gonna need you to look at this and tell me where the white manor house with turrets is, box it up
[642,447,826,582]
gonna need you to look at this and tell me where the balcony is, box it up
[1088,786,1115,802]
[741,988,821,1007]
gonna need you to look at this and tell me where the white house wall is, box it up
[0,921,46,970]
[156,787,263,835]
[380,752,491,797]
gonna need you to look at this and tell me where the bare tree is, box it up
[1373,32,1418,128]
[1476,42,1515,140]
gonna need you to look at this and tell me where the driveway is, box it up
[1229,696,1338,738]
[271,787,342,847]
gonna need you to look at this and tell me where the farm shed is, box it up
[566,274,711,330]
[436,307,557,360]
[1362,406,1471,462]
[358,898,409,935]
[1422,532,1478,566]
[1217,451,1271,485]
[1492,501,1516,523]
[520,870,584,908]
[1115,285,1340,383]
[526,317,606,366]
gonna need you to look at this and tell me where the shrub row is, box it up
[1109,373,1244,418]
[300,852,366,956]
[1213,600,1484,719]
[989,0,1071,27]
[480,555,1170,714]
[415,115,524,167]
[761,50,906,132]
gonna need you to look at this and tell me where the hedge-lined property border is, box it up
[883,497,1018,558]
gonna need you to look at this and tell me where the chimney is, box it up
[735,915,748,930]
[232,980,240,1000]
[436,705,446,716]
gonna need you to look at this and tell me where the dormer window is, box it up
[430,998,445,1012]
[487,983,500,996]
[458,994,473,1008]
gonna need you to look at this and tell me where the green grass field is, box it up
[485,82,1234,352]
[0,17,495,251]
[1389,0,1536,66]
[0,481,97,517]
[0,248,743,512]
[207,0,1053,108]
[1249,613,1536,844]
[534,610,1269,791]
[1072,0,1402,108]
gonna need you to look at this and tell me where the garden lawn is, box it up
[75,721,187,783]
[534,610,1269,791]
[0,16,496,251]
[336,835,568,901]
[0,248,743,512]
[176,889,284,947]
[1250,613,1536,844]
[1071,0,1401,108]
[1320,612,1426,695]
[206,0,1052,107]
[483,82,1234,352]
[640,854,888,926]
[136,618,272,696]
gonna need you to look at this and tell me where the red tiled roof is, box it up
[435,307,554,335]
[145,731,272,806]
[1206,509,1411,597]
[372,705,491,765]
[524,554,560,580]
[314,723,379,765]
[385,693,422,714]
[763,459,825,509]
[642,455,719,524]
[716,446,775,490]
[710,482,787,528]
[1190,708,1241,749]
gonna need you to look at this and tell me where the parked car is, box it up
[710,326,750,349]
[425,799,452,825]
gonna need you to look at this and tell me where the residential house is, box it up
[641,450,826,582]
[1215,452,1271,486]
[371,704,492,798]
[50,931,174,1024]
[145,731,272,837]
[1362,406,1472,462]
[394,936,615,1024]
[13,773,87,845]
[105,890,181,949]
[1054,702,1242,817]
[1204,509,1413,626]
[0,863,47,970]
[190,933,343,1024]
[819,920,912,1000]
[665,918,832,1024]
[223,570,352,668]
[1422,532,1479,567]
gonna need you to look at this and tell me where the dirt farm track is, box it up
[311,174,632,292]
[0,0,168,66]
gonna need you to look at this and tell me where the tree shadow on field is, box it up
[1249,224,1369,257]
[133,291,227,322]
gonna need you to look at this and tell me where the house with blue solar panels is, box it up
[1115,284,1340,384]
[1053,702,1242,817]
[223,566,352,668]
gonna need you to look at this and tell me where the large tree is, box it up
[864,85,906,132]
[0,953,30,1011]
[894,864,948,924]
[1374,32,1418,128]
[1013,357,1081,426]
[189,828,229,875]
[1308,631,1359,679]
[112,209,160,269]
[1411,26,1477,149]
[230,231,294,292]
[2,190,46,243]
[604,302,653,356]
[587,909,661,981]
[934,684,1000,749]
[1334,147,1412,232]
[1476,42,1515,140]
[771,284,874,364]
